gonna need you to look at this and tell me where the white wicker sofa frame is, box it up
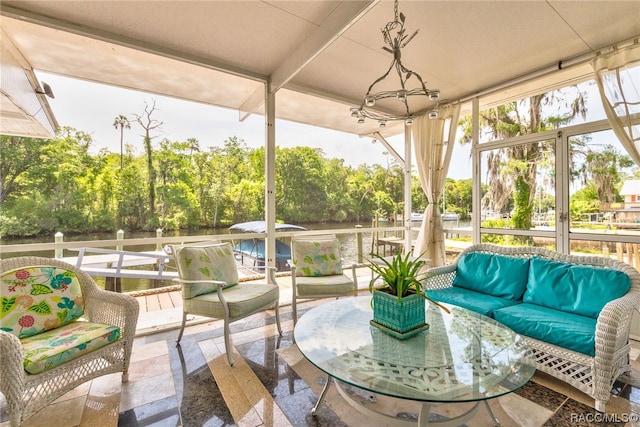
[0,257,139,427]
[423,244,640,413]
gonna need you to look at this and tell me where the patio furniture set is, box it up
[1,239,639,425]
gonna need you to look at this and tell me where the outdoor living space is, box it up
[2,264,640,427]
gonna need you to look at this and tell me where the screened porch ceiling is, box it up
[1,1,640,140]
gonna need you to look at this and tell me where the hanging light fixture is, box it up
[351,0,440,127]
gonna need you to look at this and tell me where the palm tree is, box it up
[113,115,130,169]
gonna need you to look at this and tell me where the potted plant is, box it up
[368,252,449,339]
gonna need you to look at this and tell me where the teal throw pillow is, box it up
[523,256,631,318]
[452,252,529,301]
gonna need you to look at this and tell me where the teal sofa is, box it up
[423,244,640,413]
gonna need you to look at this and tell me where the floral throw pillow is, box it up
[293,239,343,277]
[174,242,239,298]
[1,266,85,339]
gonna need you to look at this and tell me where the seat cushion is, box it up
[292,239,343,277]
[493,303,597,356]
[427,287,520,317]
[21,321,121,374]
[294,274,354,297]
[183,283,279,319]
[523,257,631,318]
[173,242,239,298]
[1,266,85,339]
[452,252,530,301]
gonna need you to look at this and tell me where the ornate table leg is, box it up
[483,400,500,426]
[312,374,332,416]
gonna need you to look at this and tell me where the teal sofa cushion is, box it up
[452,252,530,301]
[493,303,597,356]
[427,287,519,317]
[523,257,631,318]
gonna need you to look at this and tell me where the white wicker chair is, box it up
[0,256,139,427]
[423,243,640,413]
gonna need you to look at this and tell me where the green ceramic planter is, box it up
[370,290,428,339]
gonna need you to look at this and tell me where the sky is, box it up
[35,72,473,179]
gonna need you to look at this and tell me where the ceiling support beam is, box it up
[239,0,378,121]
[373,132,404,167]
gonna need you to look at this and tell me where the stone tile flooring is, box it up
[3,297,640,426]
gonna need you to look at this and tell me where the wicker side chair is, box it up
[0,256,139,427]
[290,235,358,325]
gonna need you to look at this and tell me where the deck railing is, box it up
[0,225,413,263]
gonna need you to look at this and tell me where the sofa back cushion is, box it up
[172,242,239,299]
[523,256,631,318]
[0,266,85,339]
[452,252,530,301]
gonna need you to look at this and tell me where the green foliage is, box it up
[368,252,428,301]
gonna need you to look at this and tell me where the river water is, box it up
[1,222,407,293]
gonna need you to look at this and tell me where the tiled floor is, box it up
[4,276,640,426]
[3,299,640,427]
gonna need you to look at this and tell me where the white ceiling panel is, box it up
[1,0,639,139]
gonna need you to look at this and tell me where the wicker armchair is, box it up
[0,257,139,427]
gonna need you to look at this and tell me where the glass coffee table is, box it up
[294,296,536,427]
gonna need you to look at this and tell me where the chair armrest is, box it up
[595,291,640,360]
[0,331,25,402]
[82,288,140,341]
[263,266,279,285]
[422,263,458,290]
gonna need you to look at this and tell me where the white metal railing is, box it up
[0,225,405,262]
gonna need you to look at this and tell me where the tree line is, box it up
[0,126,473,238]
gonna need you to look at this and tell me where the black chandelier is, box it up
[351,0,440,127]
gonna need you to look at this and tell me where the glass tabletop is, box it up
[294,296,536,403]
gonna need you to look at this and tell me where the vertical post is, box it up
[355,224,363,263]
[404,124,412,255]
[117,229,124,251]
[54,232,64,259]
[265,82,277,282]
[156,228,163,251]
[471,97,481,245]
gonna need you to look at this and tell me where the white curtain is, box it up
[592,42,640,165]
[412,103,460,267]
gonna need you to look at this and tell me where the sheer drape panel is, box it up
[592,42,640,165]
[412,103,460,267]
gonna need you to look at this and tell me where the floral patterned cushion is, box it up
[174,242,239,298]
[21,321,121,374]
[292,239,343,277]
[1,266,85,339]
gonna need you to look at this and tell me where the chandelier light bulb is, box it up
[379,120,387,128]
[365,97,376,107]
[396,90,407,102]
[428,110,438,119]
[350,108,359,118]
[429,90,440,101]
[405,117,413,126]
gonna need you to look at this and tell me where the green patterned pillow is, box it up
[1,266,85,339]
[293,239,343,277]
[174,242,239,298]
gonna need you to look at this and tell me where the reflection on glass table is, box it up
[294,296,536,426]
